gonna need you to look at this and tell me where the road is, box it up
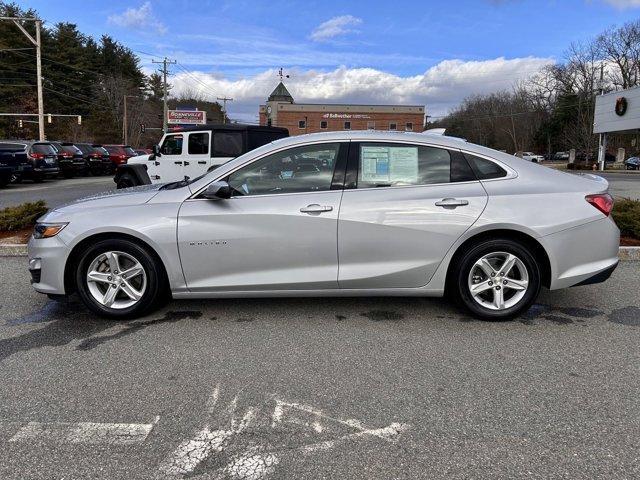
[1,255,639,479]
[598,172,640,200]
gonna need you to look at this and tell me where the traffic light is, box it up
[140,123,146,133]
[47,114,52,124]
[77,116,82,125]
[18,119,23,128]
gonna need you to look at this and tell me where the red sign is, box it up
[167,110,206,125]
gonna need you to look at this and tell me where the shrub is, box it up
[612,198,640,240]
[0,201,48,231]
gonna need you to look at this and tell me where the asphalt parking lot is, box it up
[1,255,639,479]
[1,176,115,209]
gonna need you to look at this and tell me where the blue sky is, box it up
[19,0,640,120]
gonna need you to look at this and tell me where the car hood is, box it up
[52,183,165,213]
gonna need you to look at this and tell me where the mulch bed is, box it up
[0,228,31,244]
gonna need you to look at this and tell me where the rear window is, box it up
[62,145,81,154]
[104,146,119,153]
[124,146,136,156]
[0,143,25,151]
[214,132,243,157]
[464,153,508,180]
[93,147,109,155]
[32,144,56,155]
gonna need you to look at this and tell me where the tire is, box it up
[451,238,541,321]
[116,173,137,189]
[75,239,167,319]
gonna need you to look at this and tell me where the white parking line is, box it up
[8,417,159,445]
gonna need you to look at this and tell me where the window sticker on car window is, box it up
[361,146,418,184]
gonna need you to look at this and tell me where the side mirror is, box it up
[202,181,232,200]
[152,145,161,157]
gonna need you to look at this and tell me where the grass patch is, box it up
[0,201,48,231]
[612,198,640,240]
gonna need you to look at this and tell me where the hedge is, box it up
[612,198,640,240]
[0,201,48,231]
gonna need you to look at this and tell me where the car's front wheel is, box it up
[452,239,541,320]
[75,239,167,319]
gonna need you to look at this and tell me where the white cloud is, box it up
[310,15,363,42]
[600,0,640,8]
[169,56,553,122]
[108,2,167,34]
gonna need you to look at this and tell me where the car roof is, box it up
[167,123,289,134]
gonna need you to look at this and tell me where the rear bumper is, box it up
[541,217,620,290]
[573,261,618,287]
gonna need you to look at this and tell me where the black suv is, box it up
[75,143,111,175]
[50,141,86,178]
[0,140,59,182]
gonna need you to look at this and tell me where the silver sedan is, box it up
[28,131,620,320]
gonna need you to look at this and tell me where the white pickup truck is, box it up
[115,124,289,188]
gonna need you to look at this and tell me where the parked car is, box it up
[50,141,86,178]
[553,151,570,161]
[0,143,31,184]
[75,143,112,175]
[521,152,544,163]
[625,156,640,170]
[117,124,289,188]
[134,148,152,156]
[28,130,619,321]
[103,144,137,172]
[0,140,58,182]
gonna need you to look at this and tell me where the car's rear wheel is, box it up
[452,239,541,321]
[116,173,137,189]
[75,239,166,319]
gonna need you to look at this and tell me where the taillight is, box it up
[586,193,614,216]
[29,152,44,160]
[119,154,127,159]
[62,152,73,158]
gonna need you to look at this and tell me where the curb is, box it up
[2,244,639,260]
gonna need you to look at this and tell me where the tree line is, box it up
[0,2,226,147]
[433,19,640,159]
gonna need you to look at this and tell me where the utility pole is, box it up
[152,57,176,132]
[217,96,233,124]
[123,95,139,145]
[1,17,44,140]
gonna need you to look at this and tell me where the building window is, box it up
[344,121,351,130]
[367,121,375,130]
[405,122,413,131]
[320,120,328,129]
[298,120,306,129]
[389,123,397,131]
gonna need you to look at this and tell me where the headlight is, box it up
[33,222,68,239]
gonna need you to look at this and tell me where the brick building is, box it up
[258,82,425,136]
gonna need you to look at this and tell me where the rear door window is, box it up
[188,132,210,155]
[356,143,475,188]
[214,132,243,157]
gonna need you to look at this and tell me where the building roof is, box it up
[268,82,294,103]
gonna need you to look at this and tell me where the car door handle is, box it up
[174,161,183,165]
[300,204,333,213]
[198,161,206,164]
[435,198,469,208]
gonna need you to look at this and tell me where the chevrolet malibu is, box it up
[28,131,620,320]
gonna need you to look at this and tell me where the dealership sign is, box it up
[167,110,207,125]
[322,113,371,119]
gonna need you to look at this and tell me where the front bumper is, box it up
[27,235,70,295]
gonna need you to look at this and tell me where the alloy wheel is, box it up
[86,251,147,309]
[468,251,529,310]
